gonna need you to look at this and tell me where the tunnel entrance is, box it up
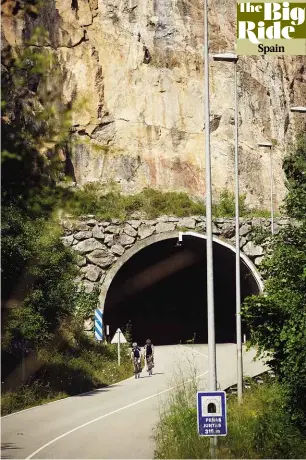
[103,234,261,346]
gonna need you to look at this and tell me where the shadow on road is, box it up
[76,387,112,397]
[140,372,164,378]
[1,442,20,459]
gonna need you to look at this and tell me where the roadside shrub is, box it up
[1,341,133,416]
[1,381,67,416]
[154,380,306,459]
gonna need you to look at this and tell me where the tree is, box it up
[1,20,97,378]
[283,134,306,220]
[242,134,306,428]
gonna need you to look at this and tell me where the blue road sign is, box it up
[95,309,103,341]
[197,391,227,436]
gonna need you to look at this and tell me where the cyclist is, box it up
[143,339,154,375]
[131,342,142,379]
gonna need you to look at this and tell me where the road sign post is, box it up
[95,309,103,341]
[111,328,127,366]
[118,330,121,366]
[197,391,227,442]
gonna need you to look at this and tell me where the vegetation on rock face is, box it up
[62,185,206,219]
[212,189,271,218]
[57,184,271,220]
[242,134,306,429]
[154,377,306,459]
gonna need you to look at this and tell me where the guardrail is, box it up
[225,369,276,395]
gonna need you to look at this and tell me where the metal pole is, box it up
[234,61,243,404]
[118,330,121,366]
[21,340,25,383]
[204,0,217,455]
[269,147,274,235]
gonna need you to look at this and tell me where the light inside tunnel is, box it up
[103,235,261,346]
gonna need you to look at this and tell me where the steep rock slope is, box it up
[2,0,306,208]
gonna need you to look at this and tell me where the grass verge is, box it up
[1,341,133,416]
[59,185,272,220]
[154,379,306,459]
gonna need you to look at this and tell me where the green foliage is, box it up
[212,189,270,218]
[1,381,68,417]
[60,185,271,220]
[154,380,306,459]
[1,20,132,415]
[63,185,206,219]
[1,26,102,399]
[283,134,306,219]
[213,189,248,217]
[243,223,306,427]
[248,226,271,247]
[242,134,306,429]
[2,27,71,203]
[1,341,133,416]
[1,209,99,347]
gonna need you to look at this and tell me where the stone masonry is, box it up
[60,214,294,295]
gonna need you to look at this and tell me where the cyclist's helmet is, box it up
[146,339,151,344]
[132,342,137,347]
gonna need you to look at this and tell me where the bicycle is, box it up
[134,357,141,379]
[146,355,154,376]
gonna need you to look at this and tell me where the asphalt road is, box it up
[1,344,267,459]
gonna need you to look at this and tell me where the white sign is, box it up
[111,328,127,344]
[201,396,222,417]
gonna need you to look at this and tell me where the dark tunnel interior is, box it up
[103,236,261,346]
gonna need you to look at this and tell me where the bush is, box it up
[154,380,306,459]
[64,186,206,219]
[283,134,306,220]
[61,185,272,220]
[1,341,133,416]
[1,26,133,417]
[212,189,270,218]
[1,381,67,416]
[242,134,306,429]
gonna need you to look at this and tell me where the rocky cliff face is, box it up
[2,0,306,208]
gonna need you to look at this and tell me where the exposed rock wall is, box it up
[2,0,306,208]
[61,214,295,296]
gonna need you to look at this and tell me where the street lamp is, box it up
[290,106,306,113]
[211,53,238,62]
[258,141,274,234]
[204,2,217,456]
[204,0,216,396]
[212,52,242,404]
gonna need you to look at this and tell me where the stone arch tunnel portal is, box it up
[103,233,262,345]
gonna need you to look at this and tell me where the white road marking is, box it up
[179,344,209,358]
[1,376,134,420]
[26,370,209,460]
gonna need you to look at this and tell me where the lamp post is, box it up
[204,0,217,456]
[204,0,216,394]
[258,141,274,234]
[212,53,242,403]
[290,106,306,113]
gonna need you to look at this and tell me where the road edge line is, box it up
[26,370,209,459]
[1,376,134,420]
[179,344,209,358]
